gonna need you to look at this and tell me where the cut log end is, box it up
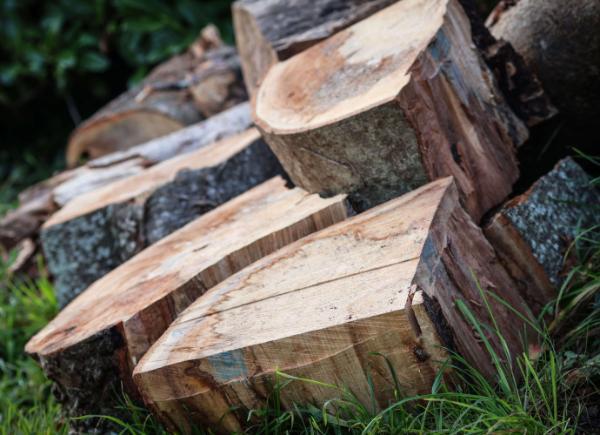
[233,0,396,97]
[254,0,526,221]
[133,177,535,433]
[66,39,247,167]
[26,178,348,430]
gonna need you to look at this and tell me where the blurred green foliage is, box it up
[0,0,234,104]
[0,0,234,198]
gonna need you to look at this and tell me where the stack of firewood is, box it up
[4,0,597,433]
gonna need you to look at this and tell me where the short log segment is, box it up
[488,0,600,124]
[254,0,527,220]
[134,178,535,434]
[26,177,347,430]
[0,102,252,253]
[232,0,395,97]
[485,157,600,316]
[67,27,247,166]
[42,129,285,306]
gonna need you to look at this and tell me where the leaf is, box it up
[78,51,109,72]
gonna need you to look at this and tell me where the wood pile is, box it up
[133,178,535,433]
[16,0,599,432]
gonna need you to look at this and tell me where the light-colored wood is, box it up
[0,102,252,252]
[26,177,347,430]
[488,0,600,123]
[42,129,285,306]
[66,27,247,167]
[134,177,535,433]
[232,0,395,97]
[254,0,527,220]
[485,157,600,315]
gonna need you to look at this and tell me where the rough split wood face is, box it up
[134,177,535,434]
[254,0,527,220]
[42,129,285,306]
[232,0,396,97]
[26,177,347,428]
[485,157,600,315]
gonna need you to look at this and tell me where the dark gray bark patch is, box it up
[144,138,286,244]
[504,157,600,286]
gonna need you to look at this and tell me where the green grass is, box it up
[0,256,66,435]
[0,199,598,435]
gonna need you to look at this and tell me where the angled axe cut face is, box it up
[26,177,347,424]
[134,177,535,434]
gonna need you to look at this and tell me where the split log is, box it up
[232,0,395,97]
[487,0,600,124]
[0,103,252,252]
[133,177,535,434]
[485,157,600,316]
[42,128,285,307]
[254,0,528,220]
[26,177,347,430]
[67,26,247,167]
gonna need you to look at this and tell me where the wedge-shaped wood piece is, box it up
[134,177,534,434]
[67,27,246,166]
[42,129,285,306]
[0,103,252,252]
[254,0,527,220]
[485,157,600,315]
[26,177,347,429]
[233,0,395,97]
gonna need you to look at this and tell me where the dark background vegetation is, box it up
[0,0,235,202]
[0,0,498,203]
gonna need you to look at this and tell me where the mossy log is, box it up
[26,178,347,431]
